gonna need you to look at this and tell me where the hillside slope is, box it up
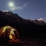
[0,11,46,38]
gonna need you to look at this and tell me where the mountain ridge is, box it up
[0,11,46,38]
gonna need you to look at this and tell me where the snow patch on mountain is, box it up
[37,18,44,21]
[36,18,46,23]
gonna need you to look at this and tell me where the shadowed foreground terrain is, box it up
[1,38,46,46]
[0,11,46,46]
[20,38,46,46]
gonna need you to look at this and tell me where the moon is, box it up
[8,2,14,7]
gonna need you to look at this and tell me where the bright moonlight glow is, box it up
[8,2,14,7]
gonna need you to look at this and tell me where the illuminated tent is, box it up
[0,26,18,40]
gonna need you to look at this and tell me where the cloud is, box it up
[23,3,27,6]
[4,3,27,11]
[9,6,23,10]
[16,7,23,9]
[9,3,28,10]
[10,7,15,10]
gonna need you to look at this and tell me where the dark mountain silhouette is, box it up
[0,10,46,38]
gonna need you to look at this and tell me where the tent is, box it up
[0,26,20,43]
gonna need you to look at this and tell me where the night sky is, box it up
[0,0,46,20]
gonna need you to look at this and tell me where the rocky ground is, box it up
[20,38,46,46]
[0,38,46,46]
